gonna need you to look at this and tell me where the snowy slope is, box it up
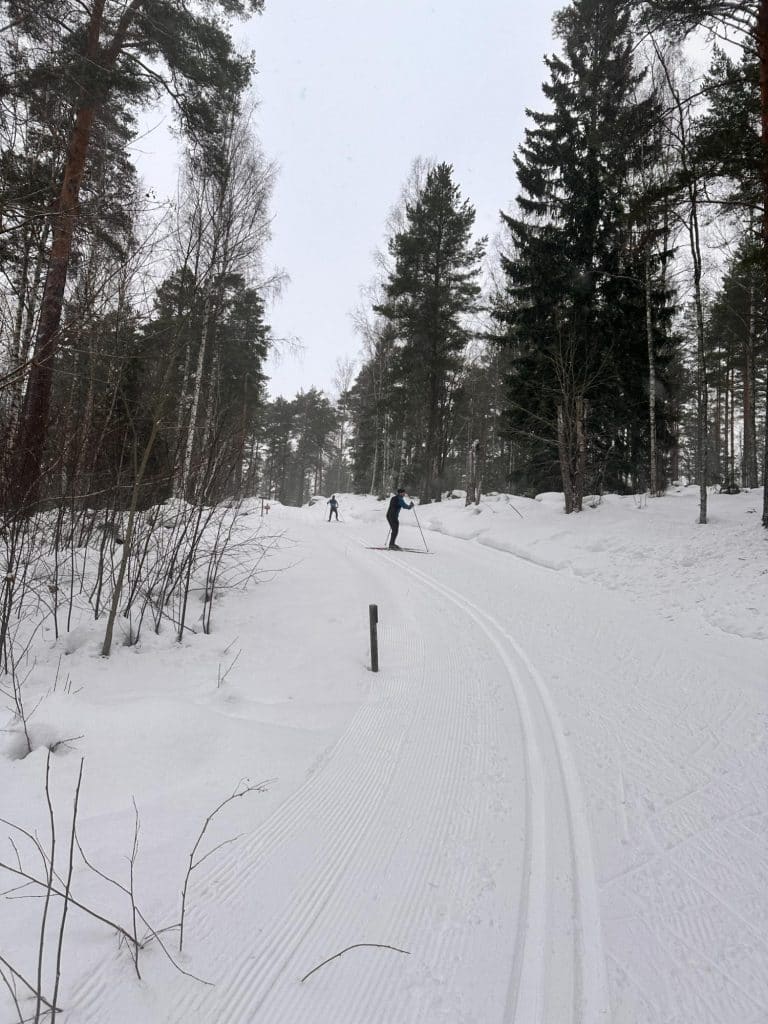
[1,489,766,1023]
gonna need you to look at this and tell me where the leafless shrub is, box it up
[0,756,213,1022]
[178,779,271,952]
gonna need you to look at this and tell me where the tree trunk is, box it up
[758,1,768,525]
[683,121,708,521]
[180,288,215,500]
[574,397,586,512]
[729,363,736,486]
[743,282,758,488]
[466,438,481,505]
[369,424,379,497]
[557,405,573,513]
[693,243,708,524]
[12,0,107,505]
[645,253,658,495]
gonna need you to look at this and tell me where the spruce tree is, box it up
[495,0,672,509]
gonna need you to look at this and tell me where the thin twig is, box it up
[35,751,55,1023]
[0,953,59,1014]
[74,832,212,986]
[216,649,241,688]
[300,943,410,984]
[0,961,23,1024]
[127,798,141,980]
[178,780,271,952]
[0,861,139,948]
[50,758,84,1022]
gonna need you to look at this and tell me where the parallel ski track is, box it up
[156,542,513,1024]
[68,533,610,1024]
[384,550,611,1024]
[71,541,514,1023]
[68,627,426,1022]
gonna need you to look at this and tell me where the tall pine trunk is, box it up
[12,1,107,505]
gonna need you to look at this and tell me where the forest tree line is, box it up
[1,0,767,525]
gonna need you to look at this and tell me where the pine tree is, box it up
[4,0,265,506]
[375,163,485,502]
[694,48,761,214]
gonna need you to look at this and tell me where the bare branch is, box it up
[300,944,411,984]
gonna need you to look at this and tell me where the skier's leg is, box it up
[389,518,399,548]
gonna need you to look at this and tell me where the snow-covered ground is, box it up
[1,488,766,1023]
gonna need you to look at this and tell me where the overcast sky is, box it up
[136,1,563,398]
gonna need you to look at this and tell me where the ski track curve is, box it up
[387,551,611,1024]
[165,536,521,1024]
[66,525,609,1024]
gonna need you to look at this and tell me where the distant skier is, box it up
[327,495,339,521]
[386,488,413,549]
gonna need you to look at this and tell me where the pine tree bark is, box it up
[14,93,100,503]
[11,0,142,505]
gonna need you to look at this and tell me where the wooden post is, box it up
[369,604,379,673]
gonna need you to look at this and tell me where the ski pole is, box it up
[411,504,429,552]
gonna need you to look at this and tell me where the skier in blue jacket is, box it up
[327,495,339,521]
[386,488,413,549]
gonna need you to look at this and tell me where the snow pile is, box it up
[394,488,768,641]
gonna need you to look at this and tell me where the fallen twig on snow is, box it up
[300,943,410,984]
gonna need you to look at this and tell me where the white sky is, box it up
[135,1,562,398]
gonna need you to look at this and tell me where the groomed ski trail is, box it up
[383,549,611,1023]
[66,520,609,1024]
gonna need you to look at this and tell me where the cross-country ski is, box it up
[365,545,433,553]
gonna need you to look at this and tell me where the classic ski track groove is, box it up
[172,652,423,1019]
[68,624,422,1020]
[261,628,491,1022]
[70,538,512,1022]
[387,551,611,1023]
[67,529,608,1024]
[160,540,515,1023]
